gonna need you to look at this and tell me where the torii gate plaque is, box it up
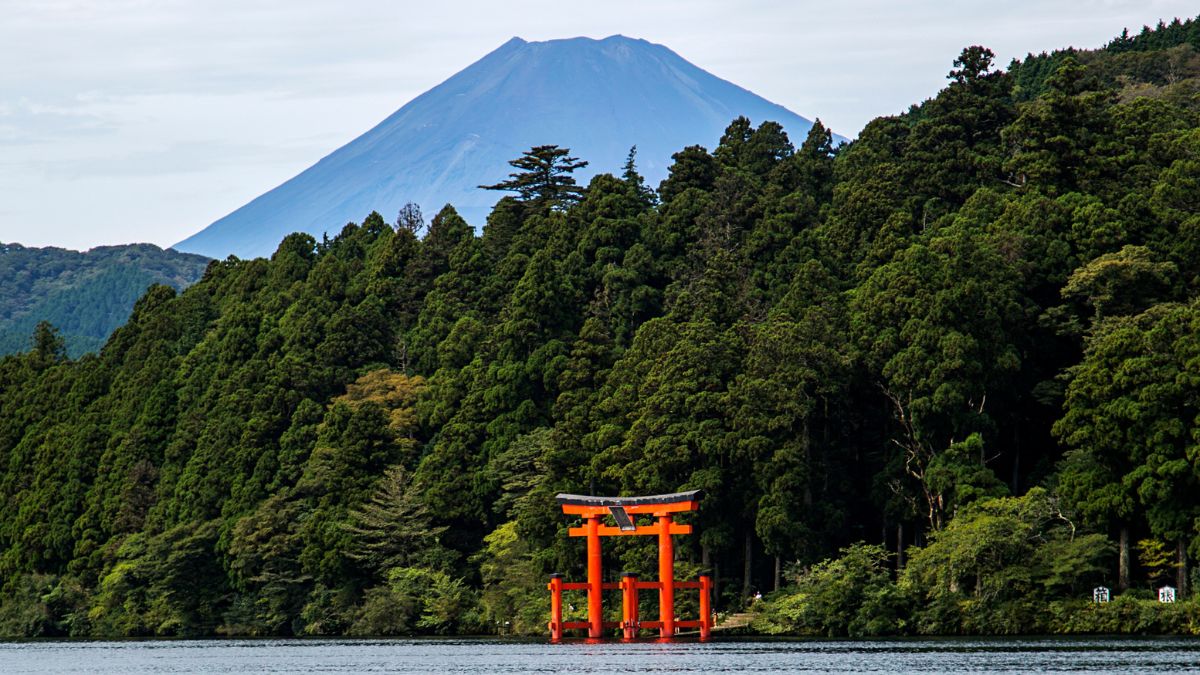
[548,490,712,641]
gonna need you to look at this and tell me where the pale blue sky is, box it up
[1,0,1194,251]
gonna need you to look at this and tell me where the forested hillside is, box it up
[0,243,211,357]
[3,18,1200,637]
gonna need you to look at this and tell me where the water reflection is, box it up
[2,637,1199,673]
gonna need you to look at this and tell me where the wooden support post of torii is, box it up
[657,513,676,637]
[620,572,639,640]
[546,490,712,642]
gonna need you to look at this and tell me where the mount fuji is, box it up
[175,35,841,259]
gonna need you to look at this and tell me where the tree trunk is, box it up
[713,561,721,612]
[803,418,814,507]
[1010,435,1020,494]
[896,522,906,571]
[1178,540,1189,598]
[701,544,715,611]
[742,531,753,602]
[1118,526,1131,591]
[774,555,781,592]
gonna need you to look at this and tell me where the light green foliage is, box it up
[473,521,547,634]
[752,544,907,637]
[348,567,480,636]
[925,434,1009,521]
[901,488,1112,632]
[1033,534,1114,596]
[1136,539,1175,586]
[1061,245,1176,320]
[1044,593,1200,634]
[88,521,227,636]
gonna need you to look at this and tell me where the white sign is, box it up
[1159,586,1176,603]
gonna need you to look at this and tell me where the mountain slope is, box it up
[175,35,838,259]
[0,242,211,357]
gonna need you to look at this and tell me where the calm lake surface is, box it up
[2,637,1198,673]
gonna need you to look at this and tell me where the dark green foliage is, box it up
[4,20,1200,638]
[1012,16,1200,104]
[1056,300,1200,553]
[1105,17,1200,53]
[480,145,589,210]
[657,145,718,203]
[343,465,450,575]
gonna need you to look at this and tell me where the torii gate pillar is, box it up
[657,513,675,637]
[586,512,603,638]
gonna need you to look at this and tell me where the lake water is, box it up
[2,637,1198,673]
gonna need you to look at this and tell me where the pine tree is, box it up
[480,145,589,210]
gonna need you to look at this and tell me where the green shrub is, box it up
[298,584,357,635]
[1046,595,1200,634]
[87,522,228,637]
[848,582,913,636]
[473,521,548,635]
[348,585,419,635]
[347,566,481,636]
[959,596,1046,634]
[753,543,906,636]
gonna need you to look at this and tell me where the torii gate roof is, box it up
[555,490,702,515]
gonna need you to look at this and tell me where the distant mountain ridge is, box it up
[175,35,841,259]
[0,242,211,357]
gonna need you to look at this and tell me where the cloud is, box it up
[0,0,1197,249]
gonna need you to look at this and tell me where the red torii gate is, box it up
[548,490,712,641]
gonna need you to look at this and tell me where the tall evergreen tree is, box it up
[480,145,589,209]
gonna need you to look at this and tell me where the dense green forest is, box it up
[0,243,210,357]
[3,17,1200,638]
